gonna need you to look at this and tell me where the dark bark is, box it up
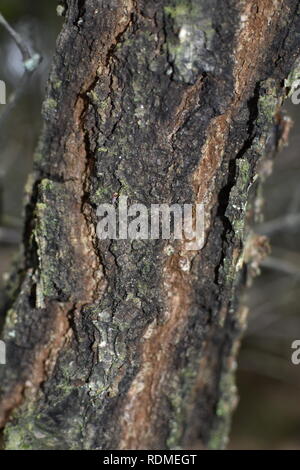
[1,0,300,450]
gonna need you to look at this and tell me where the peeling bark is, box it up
[1,0,300,450]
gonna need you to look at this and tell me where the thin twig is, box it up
[0,13,31,61]
[0,12,42,127]
[257,213,300,235]
[0,226,21,244]
[240,348,300,387]
[261,256,300,278]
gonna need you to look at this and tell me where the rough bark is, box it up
[0,0,300,450]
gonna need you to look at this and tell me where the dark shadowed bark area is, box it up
[0,0,300,450]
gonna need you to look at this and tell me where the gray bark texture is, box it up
[1,0,300,450]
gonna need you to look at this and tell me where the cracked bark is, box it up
[1,0,300,450]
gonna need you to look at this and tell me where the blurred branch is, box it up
[247,282,300,335]
[261,256,300,278]
[248,306,291,336]
[0,12,42,127]
[240,348,300,387]
[0,214,22,229]
[288,186,300,214]
[0,226,21,244]
[257,213,300,235]
[0,13,32,61]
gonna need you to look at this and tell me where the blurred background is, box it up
[0,0,61,278]
[0,0,300,450]
[230,100,300,450]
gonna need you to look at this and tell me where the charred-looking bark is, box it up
[0,0,300,450]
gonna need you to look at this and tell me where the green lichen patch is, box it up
[164,0,215,83]
[33,179,77,306]
[208,364,238,450]
[257,79,280,128]
[42,98,57,120]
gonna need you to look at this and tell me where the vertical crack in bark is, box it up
[0,0,137,433]
[194,0,285,229]
[117,0,289,449]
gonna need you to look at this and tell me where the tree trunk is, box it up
[1,0,300,450]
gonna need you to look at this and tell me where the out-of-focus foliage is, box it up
[0,0,61,273]
[231,102,300,449]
